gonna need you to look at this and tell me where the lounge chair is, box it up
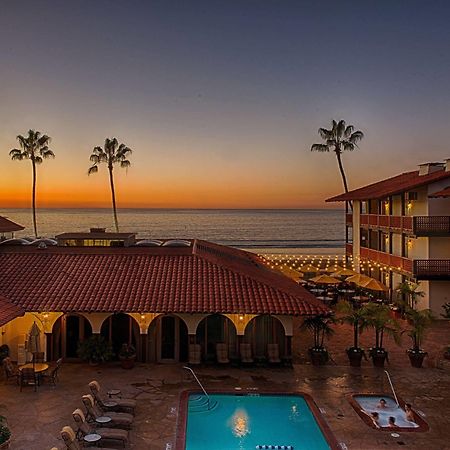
[267,343,281,365]
[216,343,230,364]
[81,394,133,429]
[60,425,116,450]
[2,357,19,384]
[72,408,128,448]
[239,343,254,365]
[19,367,37,391]
[188,344,201,365]
[89,380,136,414]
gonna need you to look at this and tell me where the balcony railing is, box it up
[346,213,450,236]
[413,260,450,280]
[345,243,413,273]
[413,216,450,236]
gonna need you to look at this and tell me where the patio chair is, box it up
[72,408,128,448]
[188,344,201,365]
[239,343,254,365]
[267,343,281,365]
[81,394,133,429]
[60,425,116,450]
[32,352,45,363]
[42,364,60,385]
[2,357,19,384]
[19,367,37,391]
[216,343,230,364]
[89,380,136,414]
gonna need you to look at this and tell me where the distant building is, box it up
[327,159,450,314]
[0,238,327,363]
[0,216,25,240]
[56,228,137,247]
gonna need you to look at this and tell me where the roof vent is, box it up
[418,162,445,176]
[90,228,106,233]
[37,241,47,249]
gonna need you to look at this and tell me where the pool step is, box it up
[256,446,294,450]
[188,396,219,413]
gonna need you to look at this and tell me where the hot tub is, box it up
[349,394,429,432]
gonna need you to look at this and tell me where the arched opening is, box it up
[147,314,188,363]
[196,314,237,362]
[100,313,140,360]
[51,314,93,360]
[244,315,286,359]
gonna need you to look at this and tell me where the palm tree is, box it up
[9,130,55,238]
[396,281,425,310]
[88,138,132,232]
[311,119,364,201]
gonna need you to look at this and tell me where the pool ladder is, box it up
[183,366,213,411]
[384,370,400,408]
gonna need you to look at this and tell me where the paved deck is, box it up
[1,362,449,450]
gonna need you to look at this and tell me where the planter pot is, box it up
[369,349,387,368]
[346,348,364,367]
[120,357,135,369]
[0,439,11,450]
[444,352,450,361]
[408,350,427,368]
[308,348,328,366]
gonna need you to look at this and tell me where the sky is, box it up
[1,0,450,209]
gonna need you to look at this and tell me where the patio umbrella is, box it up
[345,273,372,286]
[331,267,356,277]
[277,266,304,282]
[360,278,388,291]
[309,274,341,284]
[26,321,41,366]
[299,265,319,273]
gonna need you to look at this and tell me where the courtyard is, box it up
[1,360,449,450]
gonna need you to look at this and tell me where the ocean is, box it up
[0,208,345,254]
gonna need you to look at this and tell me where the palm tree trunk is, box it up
[108,165,119,232]
[335,150,353,211]
[354,323,359,349]
[31,158,38,238]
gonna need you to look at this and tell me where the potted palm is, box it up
[441,302,450,320]
[77,335,113,365]
[118,343,136,369]
[396,282,425,315]
[362,303,400,368]
[337,300,368,367]
[404,308,434,368]
[300,315,335,365]
[0,416,11,449]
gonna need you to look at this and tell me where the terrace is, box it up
[1,320,449,450]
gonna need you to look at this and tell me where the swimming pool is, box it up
[176,391,339,450]
[349,394,429,432]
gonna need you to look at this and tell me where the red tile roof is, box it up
[0,294,24,326]
[326,169,450,202]
[0,240,328,317]
[0,216,25,233]
[429,186,450,198]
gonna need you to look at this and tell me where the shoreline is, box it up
[243,247,345,256]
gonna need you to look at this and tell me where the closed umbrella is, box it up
[26,322,41,366]
[309,274,341,285]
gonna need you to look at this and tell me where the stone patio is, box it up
[1,361,449,450]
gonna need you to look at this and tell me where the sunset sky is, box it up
[1,1,450,209]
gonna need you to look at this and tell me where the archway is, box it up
[244,315,286,359]
[196,314,237,362]
[100,313,140,360]
[147,314,188,363]
[51,314,93,360]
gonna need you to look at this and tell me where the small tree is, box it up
[301,315,335,350]
[405,308,434,352]
[396,281,425,310]
[337,300,368,350]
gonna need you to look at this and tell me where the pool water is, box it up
[354,395,418,428]
[185,393,332,450]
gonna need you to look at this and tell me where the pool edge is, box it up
[175,389,341,450]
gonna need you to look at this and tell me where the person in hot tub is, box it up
[388,416,399,428]
[377,398,387,409]
[361,410,380,428]
[405,403,415,423]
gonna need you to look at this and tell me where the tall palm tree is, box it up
[9,130,55,238]
[88,138,132,232]
[311,119,364,196]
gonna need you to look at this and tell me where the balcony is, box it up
[346,214,450,236]
[413,260,450,280]
[413,216,450,236]
[345,243,413,273]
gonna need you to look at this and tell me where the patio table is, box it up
[107,389,122,398]
[84,433,101,447]
[19,363,49,373]
[95,416,112,425]
[310,288,324,293]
